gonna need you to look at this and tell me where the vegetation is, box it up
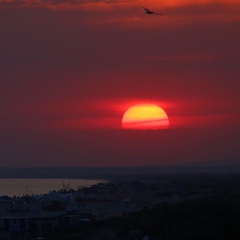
[47,193,240,240]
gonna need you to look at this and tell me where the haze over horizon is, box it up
[0,0,240,167]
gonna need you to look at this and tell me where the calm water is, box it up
[0,178,107,197]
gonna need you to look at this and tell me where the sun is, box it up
[122,104,169,130]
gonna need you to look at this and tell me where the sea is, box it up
[0,178,107,197]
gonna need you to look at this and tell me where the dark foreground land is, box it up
[47,193,240,240]
[2,170,240,239]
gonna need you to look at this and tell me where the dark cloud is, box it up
[0,0,131,7]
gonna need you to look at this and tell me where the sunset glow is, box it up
[122,104,169,130]
[1,0,240,167]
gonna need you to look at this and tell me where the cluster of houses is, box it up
[0,181,154,239]
[0,179,211,239]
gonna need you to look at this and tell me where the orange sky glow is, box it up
[0,0,240,167]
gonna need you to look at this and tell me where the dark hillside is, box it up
[47,193,240,240]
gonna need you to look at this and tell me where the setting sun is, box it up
[122,104,169,130]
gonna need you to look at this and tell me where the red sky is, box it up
[0,0,240,167]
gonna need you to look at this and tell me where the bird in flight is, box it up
[140,5,163,16]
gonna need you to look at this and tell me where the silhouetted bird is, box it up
[140,6,163,16]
